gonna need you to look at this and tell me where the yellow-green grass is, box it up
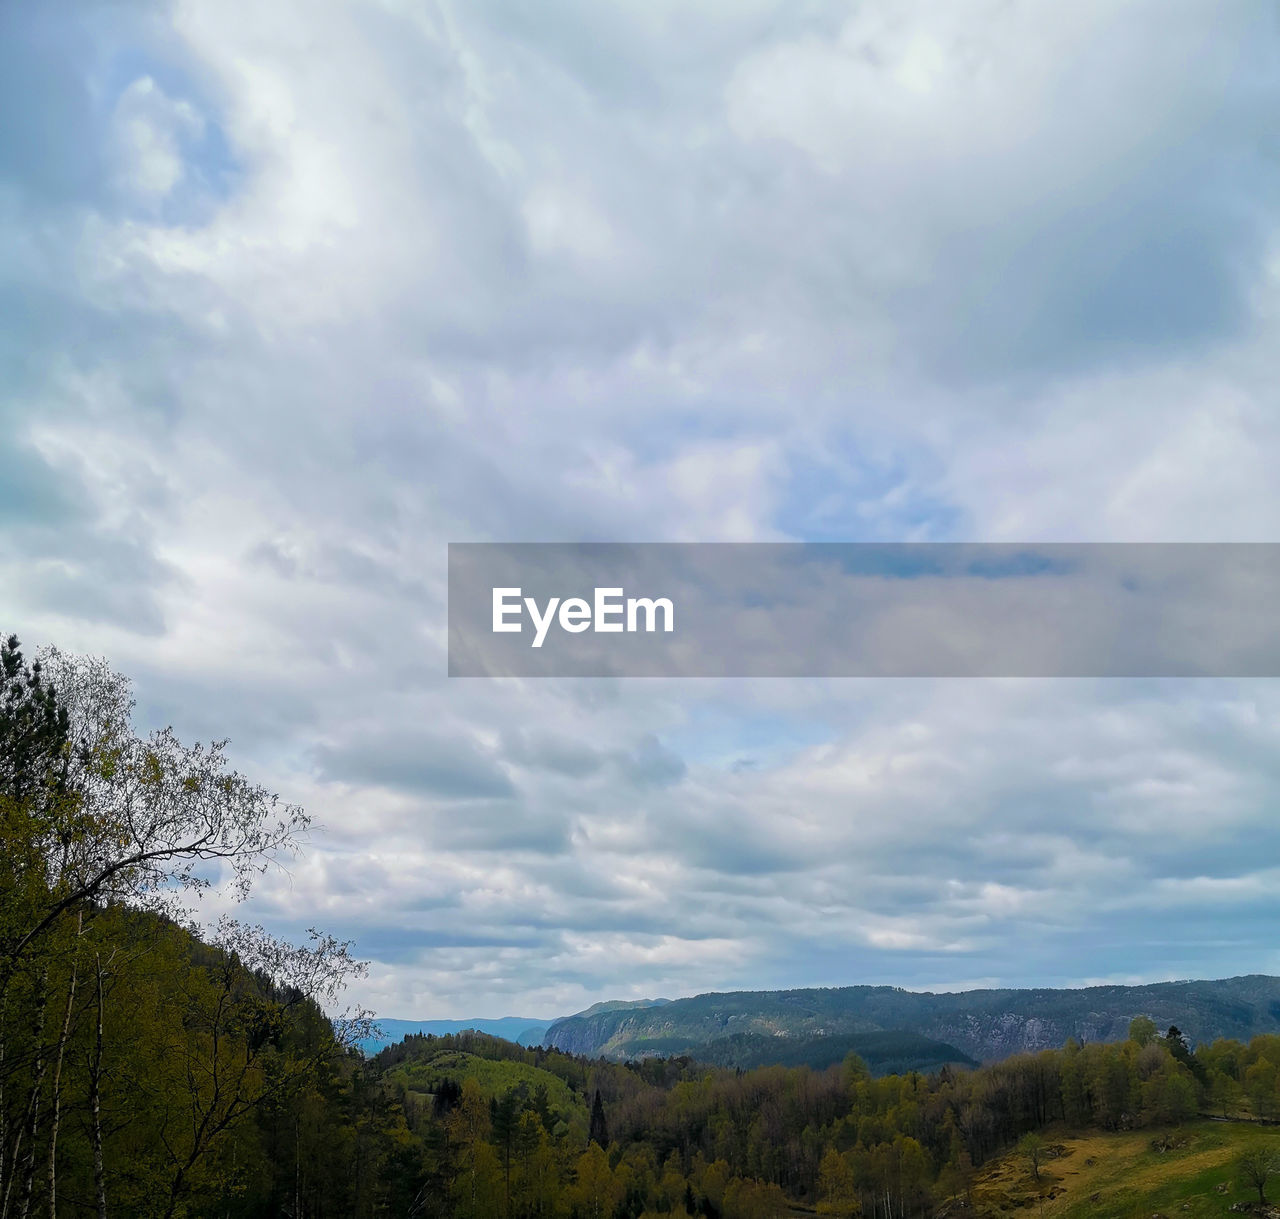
[388,1050,586,1121]
[970,1120,1280,1218]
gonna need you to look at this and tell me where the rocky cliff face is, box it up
[915,1012,1126,1060]
[541,976,1280,1063]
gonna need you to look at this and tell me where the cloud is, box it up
[724,0,1278,377]
[315,730,517,800]
[2,0,1280,1017]
[111,76,204,201]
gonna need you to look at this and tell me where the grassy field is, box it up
[387,1049,587,1123]
[969,1120,1280,1218]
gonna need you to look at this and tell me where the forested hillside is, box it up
[542,979,1280,1063]
[356,1018,1280,1217]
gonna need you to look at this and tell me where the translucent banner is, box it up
[447,543,1280,677]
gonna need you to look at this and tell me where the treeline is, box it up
[372,1019,1280,1218]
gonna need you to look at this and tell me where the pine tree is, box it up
[588,1088,608,1148]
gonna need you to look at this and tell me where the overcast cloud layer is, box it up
[4,0,1280,1017]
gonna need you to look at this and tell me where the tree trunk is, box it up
[294,1120,300,1219]
[17,971,50,1219]
[46,946,78,1219]
[0,990,8,1214]
[90,955,106,1219]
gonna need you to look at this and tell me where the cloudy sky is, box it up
[4,0,1280,1019]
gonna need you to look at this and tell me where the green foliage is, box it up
[1017,1131,1045,1180]
[817,1146,859,1215]
[0,637,370,1219]
[385,1042,587,1123]
[0,634,69,809]
[1129,1014,1158,1046]
[1239,1145,1279,1204]
[349,993,1280,1218]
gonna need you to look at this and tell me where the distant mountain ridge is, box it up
[359,1000,671,1055]
[571,998,672,1018]
[541,975,1280,1063]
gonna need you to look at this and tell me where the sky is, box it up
[3,0,1280,1019]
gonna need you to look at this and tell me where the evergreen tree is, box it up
[588,1087,608,1148]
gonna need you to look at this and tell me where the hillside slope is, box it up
[542,975,1280,1062]
[968,1120,1280,1218]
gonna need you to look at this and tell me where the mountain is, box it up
[358,1016,554,1055]
[360,999,671,1055]
[358,998,670,1055]
[541,975,1280,1063]
[570,998,671,1018]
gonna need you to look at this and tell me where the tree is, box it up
[936,1136,976,1208]
[492,1087,522,1216]
[154,919,369,1218]
[0,635,69,809]
[1085,1044,1136,1129]
[1018,1132,1046,1182]
[448,1079,502,1218]
[1128,1016,1157,1047]
[817,1147,858,1216]
[0,635,72,976]
[588,1088,608,1148]
[0,638,371,1219]
[1143,1062,1197,1127]
[1246,1057,1279,1120]
[1239,1147,1278,1205]
[841,1052,870,1091]
[1209,1067,1242,1118]
[723,1175,791,1219]
[571,1142,620,1219]
[2,645,311,982]
[511,1109,559,1218]
[1164,1025,1207,1086]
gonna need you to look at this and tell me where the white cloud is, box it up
[2,0,1280,1016]
[111,76,203,201]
